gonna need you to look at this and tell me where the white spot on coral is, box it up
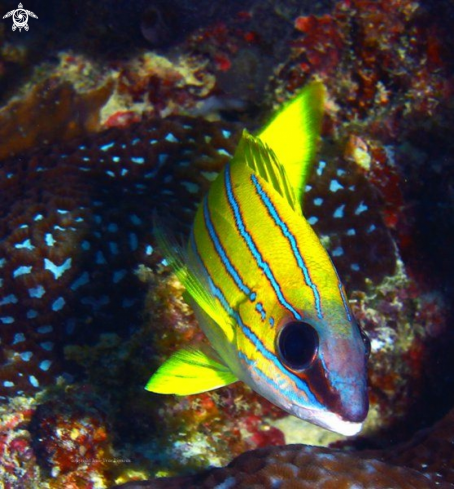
[71,272,90,291]
[4,381,14,387]
[181,182,199,194]
[329,180,344,192]
[316,160,326,176]
[333,205,345,219]
[308,216,318,225]
[15,239,35,250]
[367,224,376,233]
[201,171,218,182]
[347,229,356,236]
[34,214,44,221]
[0,294,18,305]
[131,157,145,164]
[145,245,154,255]
[314,198,323,206]
[1,317,14,324]
[158,154,168,165]
[130,214,142,225]
[13,333,25,344]
[40,342,54,351]
[108,223,119,232]
[82,240,90,251]
[165,133,178,143]
[109,242,119,255]
[29,376,39,387]
[113,270,127,283]
[332,247,344,257]
[29,285,45,298]
[351,263,360,271]
[355,202,368,215]
[96,252,106,264]
[218,149,231,157]
[20,352,33,361]
[37,325,53,334]
[27,310,38,319]
[44,258,72,279]
[222,129,232,138]
[13,266,32,278]
[52,297,66,311]
[40,360,52,371]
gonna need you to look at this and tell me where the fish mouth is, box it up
[291,404,364,437]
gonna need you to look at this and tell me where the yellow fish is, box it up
[146,82,369,436]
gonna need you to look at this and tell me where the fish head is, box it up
[238,306,369,437]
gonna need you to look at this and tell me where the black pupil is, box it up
[277,321,318,370]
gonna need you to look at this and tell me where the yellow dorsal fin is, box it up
[153,213,235,342]
[145,346,238,395]
[257,81,325,209]
[232,130,299,213]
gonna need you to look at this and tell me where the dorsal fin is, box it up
[257,81,325,209]
[232,130,299,213]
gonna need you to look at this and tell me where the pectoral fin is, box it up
[145,347,238,395]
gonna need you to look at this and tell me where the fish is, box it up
[146,82,370,437]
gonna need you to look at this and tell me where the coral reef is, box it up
[0,74,113,160]
[0,0,454,486]
[113,406,454,487]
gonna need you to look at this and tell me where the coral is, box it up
[29,386,115,488]
[0,398,40,488]
[0,115,238,399]
[0,74,113,160]
[112,444,448,489]
[113,404,454,488]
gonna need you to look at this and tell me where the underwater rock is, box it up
[113,405,454,488]
[0,76,113,160]
[112,424,453,488]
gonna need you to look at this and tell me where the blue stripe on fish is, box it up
[251,174,324,320]
[224,164,302,321]
[202,198,252,298]
[338,283,352,322]
[190,232,321,407]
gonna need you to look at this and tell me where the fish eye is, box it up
[277,321,319,371]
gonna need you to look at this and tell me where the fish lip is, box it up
[290,404,364,437]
